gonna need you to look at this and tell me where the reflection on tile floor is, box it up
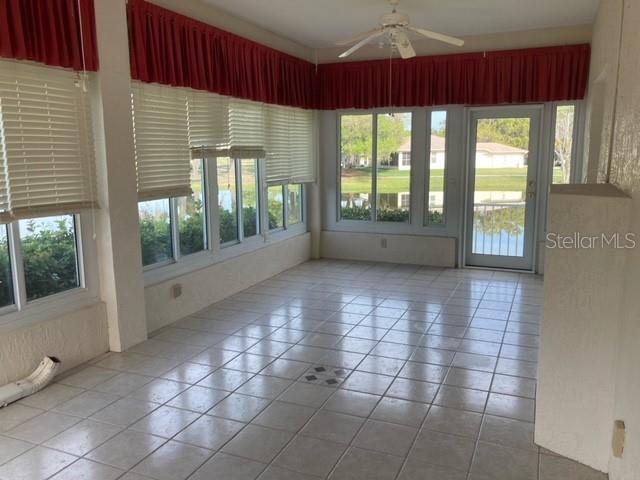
[0,260,609,480]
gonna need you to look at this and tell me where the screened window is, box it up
[428,111,447,225]
[553,105,576,184]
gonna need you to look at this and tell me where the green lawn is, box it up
[341,167,564,194]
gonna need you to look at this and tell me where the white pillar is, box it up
[91,0,147,351]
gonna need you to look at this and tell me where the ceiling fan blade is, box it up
[339,30,385,58]
[336,28,385,46]
[394,30,416,59]
[407,26,465,47]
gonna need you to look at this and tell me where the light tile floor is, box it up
[0,260,609,480]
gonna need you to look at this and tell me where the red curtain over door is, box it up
[0,0,99,71]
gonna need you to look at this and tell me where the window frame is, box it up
[141,155,307,286]
[331,107,461,238]
[425,109,450,227]
[0,211,99,330]
[337,110,415,224]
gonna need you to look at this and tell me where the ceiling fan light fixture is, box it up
[336,0,464,59]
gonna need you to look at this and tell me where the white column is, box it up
[91,0,147,351]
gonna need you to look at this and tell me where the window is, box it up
[340,114,373,220]
[218,157,264,245]
[139,159,208,267]
[0,226,13,308]
[376,112,412,223]
[217,157,239,245]
[0,214,84,310]
[428,111,447,225]
[268,185,285,230]
[133,83,312,271]
[287,184,303,226]
[139,199,172,267]
[20,215,80,301]
[339,113,412,222]
[553,105,576,184]
[241,159,260,239]
[0,61,96,313]
[177,159,207,256]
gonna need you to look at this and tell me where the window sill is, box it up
[143,224,307,287]
[328,219,456,237]
[0,288,102,334]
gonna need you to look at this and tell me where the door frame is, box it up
[462,105,544,271]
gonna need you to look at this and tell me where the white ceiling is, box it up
[200,0,599,49]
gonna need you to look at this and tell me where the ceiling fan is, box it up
[337,0,465,59]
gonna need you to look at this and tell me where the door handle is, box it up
[527,180,536,199]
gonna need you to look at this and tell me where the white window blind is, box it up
[228,99,265,159]
[265,104,315,185]
[132,81,315,192]
[131,81,192,200]
[188,94,265,159]
[0,60,97,220]
[187,89,229,154]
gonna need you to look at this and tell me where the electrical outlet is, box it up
[171,283,182,299]
[381,238,387,248]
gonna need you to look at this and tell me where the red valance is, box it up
[127,0,316,109]
[126,1,589,110]
[316,45,590,109]
[0,0,99,71]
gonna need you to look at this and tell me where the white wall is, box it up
[321,231,456,267]
[0,303,108,385]
[145,233,311,332]
[536,184,630,473]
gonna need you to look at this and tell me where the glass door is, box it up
[465,107,541,270]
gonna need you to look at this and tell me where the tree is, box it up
[377,114,409,165]
[340,114,409,167]
[554,106,575,183]
[476,118,530,150]
[341,116,372,167]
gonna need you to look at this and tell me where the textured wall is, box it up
[583,0,640,477]
[145,233,312,332]
[604,0,640,478]
[583,0,623,182]
[0,303,109,385]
